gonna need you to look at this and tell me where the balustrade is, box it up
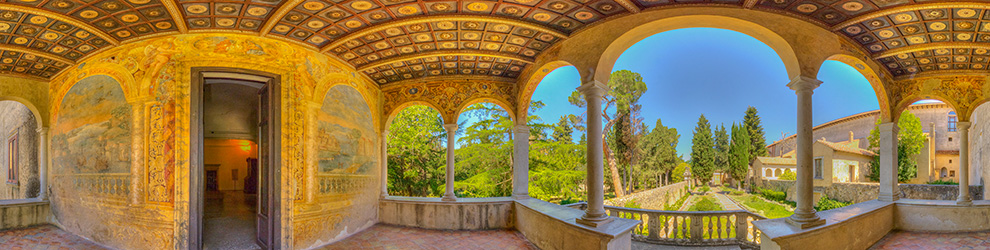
[565,202,763,248]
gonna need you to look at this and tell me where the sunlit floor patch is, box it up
[323,224,538,250]
[870,230,990,249]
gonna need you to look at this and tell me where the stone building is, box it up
[756,136,874,185]
[0,100,39,200]
[768,103,960,183]
[0,1,988,250]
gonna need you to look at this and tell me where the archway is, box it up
[384,104,446,198]
[0,99,40,201]
[452,102,514,198]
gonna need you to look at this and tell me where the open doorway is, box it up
[190,69,281,250]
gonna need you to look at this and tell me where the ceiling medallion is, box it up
[903,26,918,34]
[102,2,120,10]
[600,4,614,11]
[1,58,12,64]
[0,23,11,32]
[22,27,37,34]
[370,13,386,20]
[575,11,594,20]
[868,20,883,27]
[116,30,131,38]
[907,36,924,43]
[896,53,909,59]
[303,2,325,11]
[326,11,345,19]
[868,44,883,51]
[274,25,291,32]
[247,7,268,16]
[351,1,374,11]
[549,2,568,10]
[0,11,17,21]
[957,33,972,40]
[241,21,256,28]
[978,49,988,54]
[147,10,162,17]
[398,6,418,15]
[217,18,235,27]
[957,9,977,18]
[307,20,325,29]
[187,5,208,14]
[75,30,90,38]
[53,1,72,8]
[919,58,931,64]
[929,22,946,31]
[502,7,521,15]
[218,5,237,14]
[796,4,817,13]
[409,24,424,31]
[155,21,172,29]
[192,19,207,26]
[41,32,58,40]
[893,14,912,22]
[345,20,362,28]
[436,21,455,29]
[957,22,974,29]
[121,14,139,22]
[128,0,149,4]
[877,30,894,38]
[29,16,48,24]
[467,2,490,12]
[80,10,99,19]
[841,2,863,12]
[935,48,949,54]
[52,46,67,53]
[431,3,451,11]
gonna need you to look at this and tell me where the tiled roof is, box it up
[818,139,876,157]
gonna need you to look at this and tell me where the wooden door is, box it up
[255,84,272,249]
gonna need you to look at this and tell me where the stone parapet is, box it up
[378,196,515,230]
[0,199,50,230]
[755,179,983,204]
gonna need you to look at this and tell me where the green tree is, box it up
[729,123,752,186]
[744,107,768,162]
[866,111,925,182]
[453,103,515,197]
[714,124,730,173]
[638,118,680,188]
[779,169,796,181]
[387,105,447,197]
[691,115,715,184]
[551,115,575,143]
[569,70,647,196]
[673,162,691,181]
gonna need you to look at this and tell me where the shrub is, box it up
[689,196,723,211]
[624,199,642,209]
[699,186,711,193]
[665,192,690,210]
[758,188,787,202]
[814,194,850,211]
[779,170,796,180]
[731,190,745,195]
[927,180,959,185]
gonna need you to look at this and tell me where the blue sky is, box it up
[528,28,882,159]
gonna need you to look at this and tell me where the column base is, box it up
[512,193,530,200]
[957,199,972,206]
[576,215,614,228]
[441,195,457,202]
[785,216,826,229]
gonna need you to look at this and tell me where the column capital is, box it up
[36,126,48,133]
[443,124,458,132]
[787,76,822,92]
[577,80,608,97]
[958,121,972,130]
[514,124,529,133]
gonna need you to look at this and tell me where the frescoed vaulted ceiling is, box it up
[2,0,990,82]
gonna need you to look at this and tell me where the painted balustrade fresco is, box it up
[48,33,383,250]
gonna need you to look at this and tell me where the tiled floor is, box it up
[204,190,261,250]
[321,224,538,250]
[870,230,990,249]
[0,225,109,250]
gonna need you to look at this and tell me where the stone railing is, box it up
[566,202,763,249]
[316,174,374,195]
[57,173,130,199]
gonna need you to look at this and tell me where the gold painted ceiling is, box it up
[3,0,990,82]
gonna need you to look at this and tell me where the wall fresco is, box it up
[317,85,377,175]
[52,75,131,174]
[48,33,381,250]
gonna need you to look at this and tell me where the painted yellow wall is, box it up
[49,33,383,250]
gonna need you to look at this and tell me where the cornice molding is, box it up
[320,15,570,53]
[357,50,534,71]
[0,4,119,46]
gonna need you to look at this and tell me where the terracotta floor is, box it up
[321,224,538,250]
[870,230,990,250]
[0,225,109,250]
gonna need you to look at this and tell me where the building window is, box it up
[948,112,958,132]
[814,157,823,180]
[949,159,953,164]
[6,132,17,185]
[765,169,772,177]
[950,170,956,177]
[940,167,948,178]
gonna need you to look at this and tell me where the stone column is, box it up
[785,76,825,229]
[878,122,900,202]
[37,127,48,201]
[512,125,530,199]
[958,122,972,205]
[442,124,457,201]
[381,129,389,198]
[576,81,613,227]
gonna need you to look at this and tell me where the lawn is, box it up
[727,193,794,219]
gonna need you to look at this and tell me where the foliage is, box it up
[743,107,768,161]
[699,185,711,193]
[387,105,447,197]
[757,188,787,203]
[672,162,691,180]
[713,124,730,173]
[665,191,690,210]
[728,123,752,185]
[689,196,723,211]
[638,119,680,188]
[927,180,959,185]
[453,103,515,197]
[691,115,715,183]
[814,194,851,211]
[623,199,642,209]
[779,170,796,180]
[866,111,924,182]
[735,195,793,219]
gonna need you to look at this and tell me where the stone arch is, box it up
[454,97,515,123]
[765,169,772,177]
[775,168,782,177]
[824,54,894,123]
[893,95,959,122]
[516,60,575,123]
[0,96,45,129]
[594,15,801,84]
[384,101,447,128]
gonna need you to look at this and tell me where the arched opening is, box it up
[0,100,40,200]
[775,169,782,177]
[811,59,880,187]
[385,104,446,197]
[972,101,990,192]
[880,99,959,186]
[765,169,772,178]
[452,102,513,198]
